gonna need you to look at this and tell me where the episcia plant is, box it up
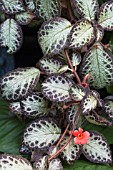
[1,0,113,169]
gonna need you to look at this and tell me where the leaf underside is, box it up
[23,119,61,149]
[98,1,113,30]
[0,19,23,54]
[73,0,99,21]
[1,0,25,14]
[83,131,112,163]
[38,17,72,56]
[21,92,49,118]
[80,42,113,89]
[59,136,81,164]
[0,154,33,170]
[35,0,61,21]
[0,67,40,101]
[39,57,63,75]
[42,75,73,102]
[69,19,95,49]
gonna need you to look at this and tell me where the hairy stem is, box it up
[64,49,82,85]
[48,107,80,161]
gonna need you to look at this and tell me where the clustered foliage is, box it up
[0,0,113,169]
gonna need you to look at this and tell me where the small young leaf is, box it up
[59,136,81,164]
[15,11,35,25]
[0,67,40,101]
[23,119,61,149]
[95,25,104,42]
[70,85,86,101]
[48,159,63,170]
[80,42,113,89]
[81,92,97,114]
[21,92,49,118]
[98,1,113,30]
[71,51,81,68]
[25,0,35,12]
[35,0,61,21]
[69,19,95,49]
[66,105,83,128]
[0,154,33,170]
[39,57,63,75]
[33,156,48,170]
[104,99,113,119]
[82,131,112,163]
[1,0,25,14]
[9,101,23,116]
[72,0,99,21]
[42,75,73,102]
[0,19,23,54]
[85,111,112,126]
[38,17,72,56]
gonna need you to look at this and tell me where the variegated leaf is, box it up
[104,100,113,119]
[0,19,23,54]
[1,0,25,14]
[38,17,72,56]
[69,19,95,49]
[81,92,98,114]
[15,11,35,25]
[35,0,61,21]
[95,25,104,42]
[0,154,33,170]
[83,131,112,163]
[98,1,113,30]
[66,105,83,128]
[9,102,23,118]
[0,67,40,101]
[39,57,63,75]
[48,159,63,170]
[20,144,31,154]
[80,42,113,89]
[91,90,103,107]
[71,51,81,68]
[23,119,61,149]
[85,111,112,126]
[25,0,35,12]
[70,85,86,101]
[33,156,48,170]
[73,0,99,21]
[42,75,73,102]
[59,136,81,164]
[21,92,49,118]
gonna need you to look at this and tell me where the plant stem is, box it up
[48,107,80,161]
[56,124,69,147]
[64,49,82,85]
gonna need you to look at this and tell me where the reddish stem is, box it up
[64,49,82,85]
[48,107,80,161]
[56,124,69,147]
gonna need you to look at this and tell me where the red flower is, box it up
[72,128,90,145]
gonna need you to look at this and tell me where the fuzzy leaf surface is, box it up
[0,67,40,101]
[0,154,33,170]
[104,100,113,119]
[73,0,99,21]
[69,19,95,49]
[95,25,104,42]
[39,57,63,75]
[80,42,113,89]
[59,136,81,164]
[1,0,25,14]
[15,11,35,25]
[33,156,48,170]
[48,159,63,170]
[21,92,49,118]
[83,131,112,163]
[35,0,61,21]
[38,17,72,56]
[0,19,23,54]
[25,0,35,12]
[23,119,61,149]
[42,75,73,102]
[70,85,86,101]
[98,1,113,30]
